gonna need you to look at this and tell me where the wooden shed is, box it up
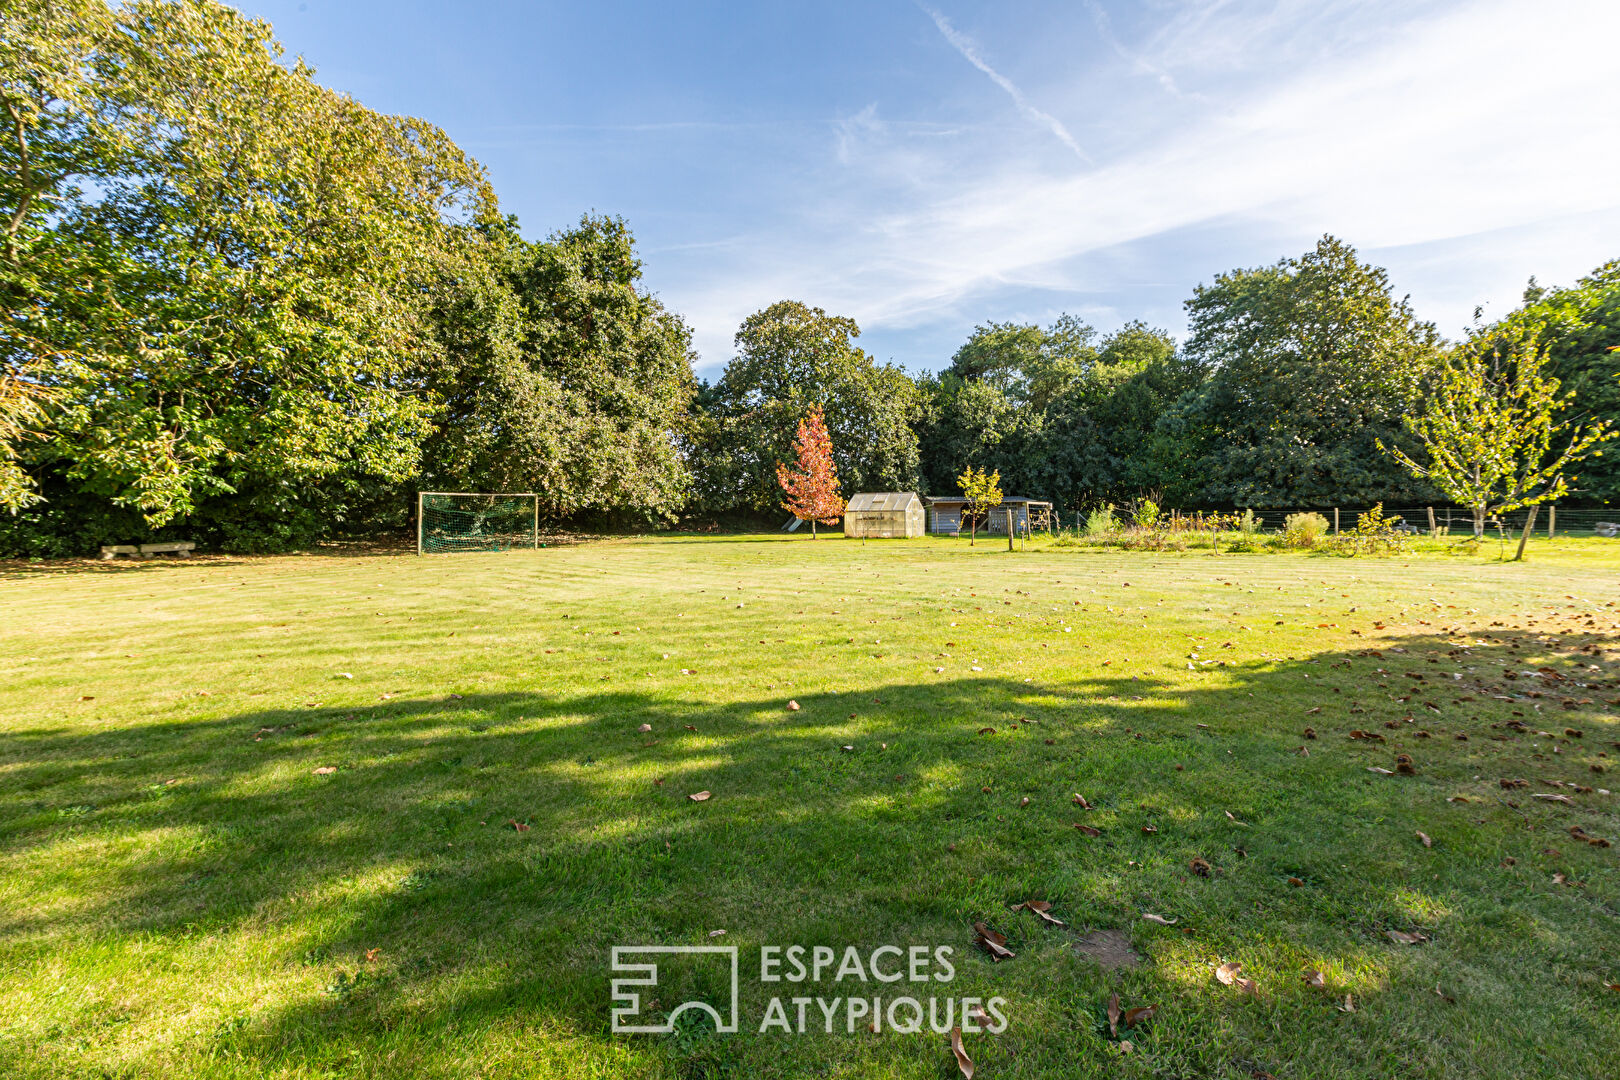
[925,495,1054,535]
[843,492,926,538]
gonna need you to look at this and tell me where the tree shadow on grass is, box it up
[3,631,1619,1078]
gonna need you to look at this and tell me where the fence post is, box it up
[533,494,540,549]
[1334,508,1340,535]
[1427,506,1436,537]
[416,491,424,556]
[1548,504,1555,538]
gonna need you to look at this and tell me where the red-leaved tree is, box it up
[776,406,845,538]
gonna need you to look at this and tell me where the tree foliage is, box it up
[1160,236,1443,506]
[693,300,921,514]
[1476,263,1620,503]
[3,0,491,541]
[421,214,696,523]
[1381,333,1610,535]
[775,406,843,537]
[958,464,1001,546]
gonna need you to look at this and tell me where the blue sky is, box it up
[243,0,1620,379]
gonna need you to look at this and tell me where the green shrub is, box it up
[1285,512,1330,548]
[1084,505,1118,536]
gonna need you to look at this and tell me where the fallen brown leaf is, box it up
[1338,994,1356,1012]
[688,790,712,802]
[1189,856,1213,877]
[1073,793,1093,809]
[950,1026,974,1079]
[973,921,1015,961]
[1302,970,1325,988]
[312,766,337,775]
[1073,823,1101,837]
[977,727,996,735]
[1107,991,1121,1037]
[1385,929,1427,945]
[1012,900,1065,926]
[1142,913,1178,925]
[1417,831,1433,848]
[637,723,652,733]
[1123,1005,1157,1027]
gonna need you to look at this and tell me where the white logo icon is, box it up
[610,945,740,1034]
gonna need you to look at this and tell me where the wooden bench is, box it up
[100,545,140,560]
[139,542,195,558]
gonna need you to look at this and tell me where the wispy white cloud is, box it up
[919,4,1090,163]
[665,0,1620,372]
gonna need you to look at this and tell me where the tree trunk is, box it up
[811,517,816,539]
[1514,505,1539,561]
[969,511,976,546]
[1472,506,1485,538]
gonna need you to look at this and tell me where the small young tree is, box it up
[1379,333,1609,559]
[958,465,1003,546]
[776,406,845,538]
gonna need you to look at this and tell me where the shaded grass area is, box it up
[1,536,1618,1078]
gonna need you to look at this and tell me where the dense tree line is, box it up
[3,1,1616,556]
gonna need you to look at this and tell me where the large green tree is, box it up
[1159,236,1443,506]
[919,317,1195,512]
[421,214,697,523]
[694,301,922,514]
[1,0,494,552]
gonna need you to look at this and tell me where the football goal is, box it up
[417,492,540,554]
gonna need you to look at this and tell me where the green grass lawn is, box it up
[3,534,1618,1079]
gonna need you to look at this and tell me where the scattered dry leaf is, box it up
[507,819,530,832]
[1074,823,1101,837]
[1123,1005,1157,1028]
[312,766,337,775]
[1189,856,1213,877]
[1302,970,1325,988]
[1012,900,1065,926]
[973,922,1015,961]
[688,790,712,802]
[637,723,652,732]
[1073,793,1093,809]
[1385,929,1427,945]
[949,1026,974,1079]
[1417,831,1433,848]
[1142,913,1178,925]
[1338,994,1356,1012]
[1107,991,1121,1037]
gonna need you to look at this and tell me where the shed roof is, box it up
[846,492,922,512]
[925,494,1045,504]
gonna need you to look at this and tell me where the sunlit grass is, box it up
[1,535,1617,1078]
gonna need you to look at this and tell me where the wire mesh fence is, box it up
[1070,505,1620,538]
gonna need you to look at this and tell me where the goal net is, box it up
[418,492,537,554]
